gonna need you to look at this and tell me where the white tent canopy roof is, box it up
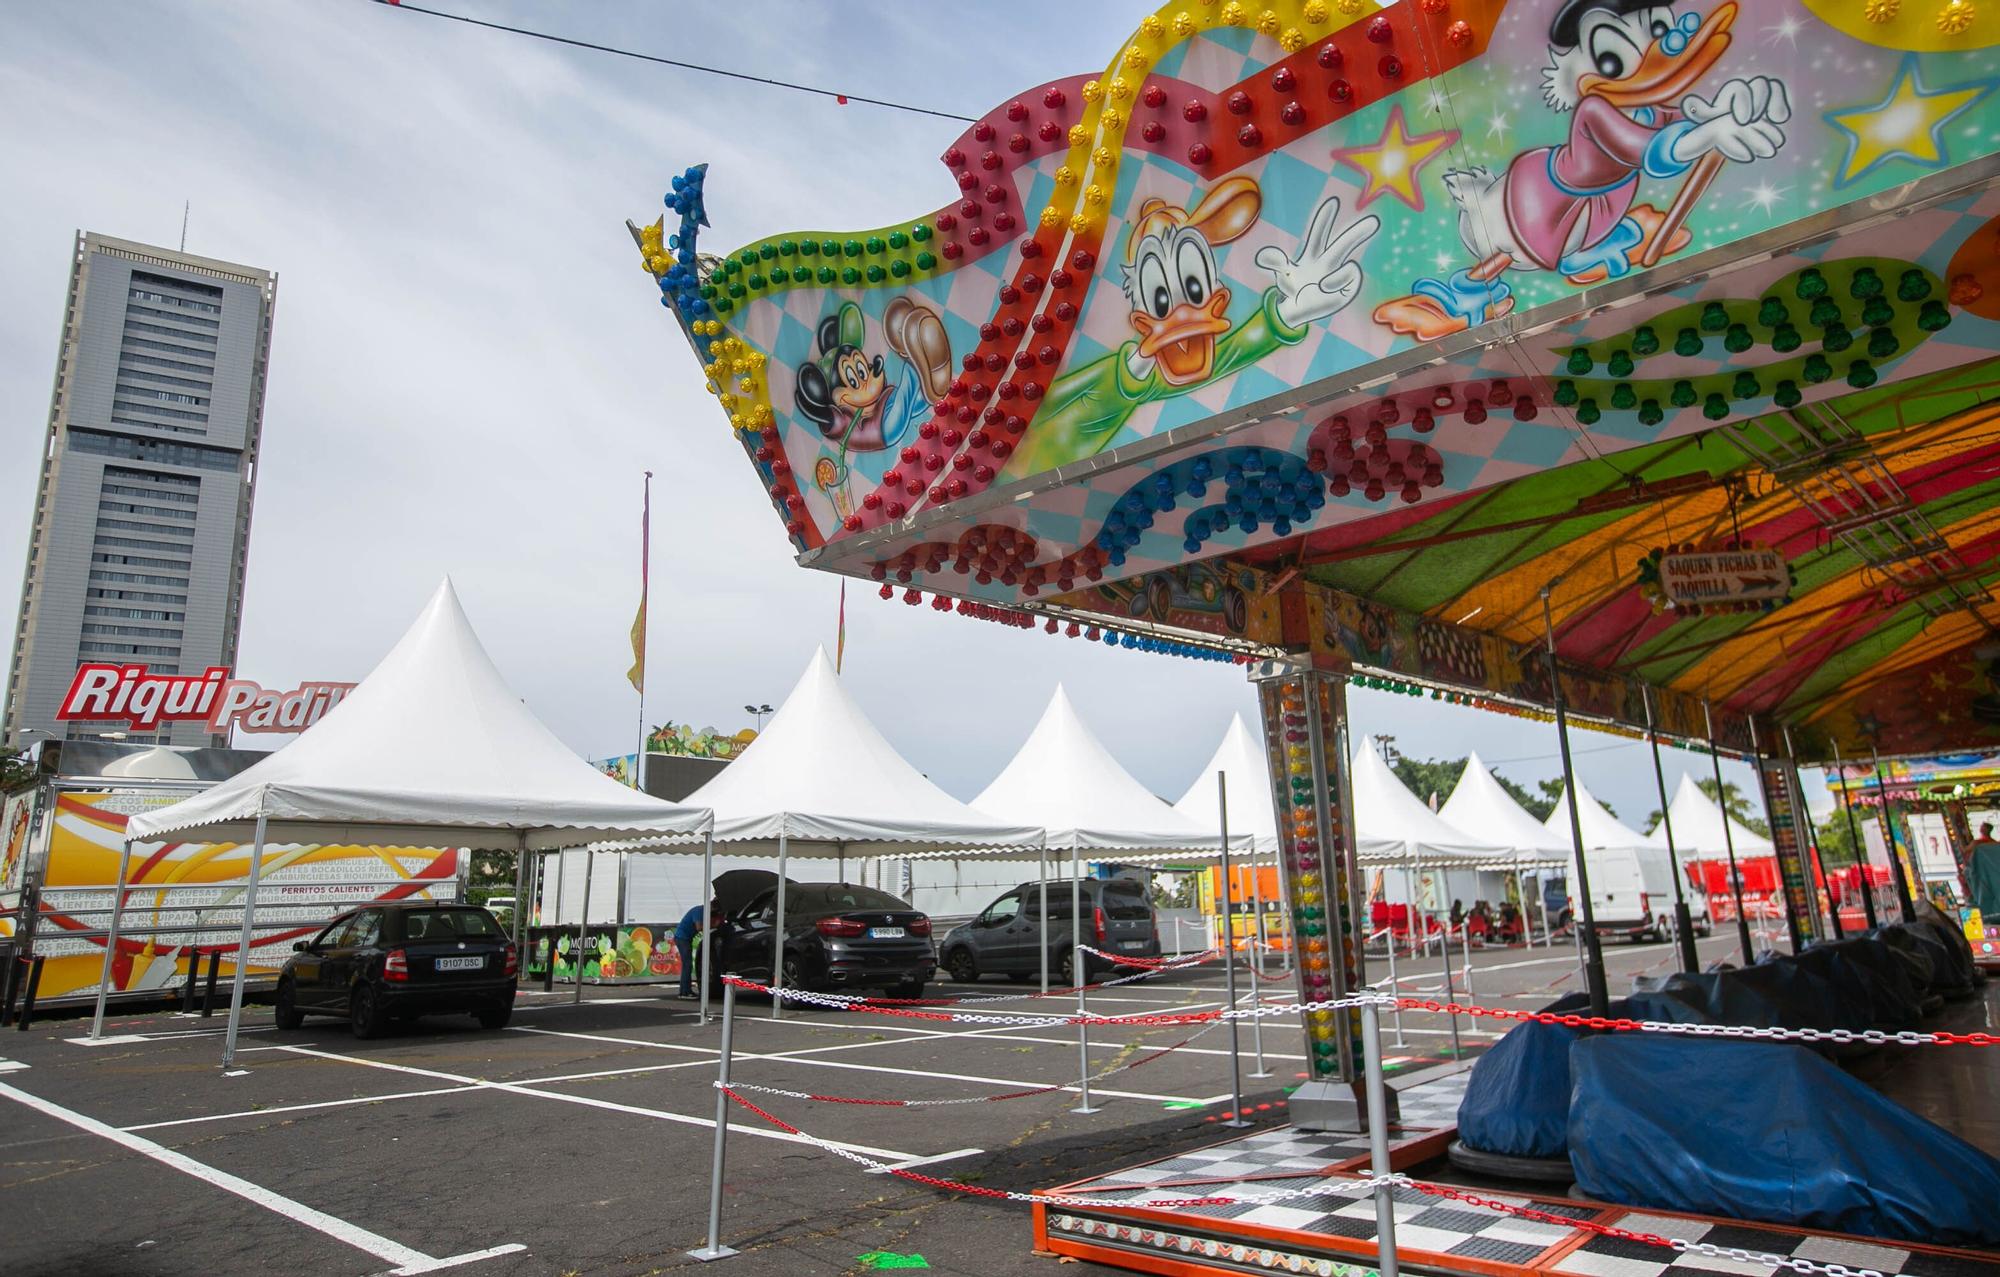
[684,648,1039,853]
[1650,773,1775,858]
[1171,712,1280,854]
[126,580,713,851]
[1351,737,1509,864]
[1440,751,1573,866]
[974,686,1209,851]
[1545,777,1650,852]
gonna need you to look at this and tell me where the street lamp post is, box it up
[743,703,774,732]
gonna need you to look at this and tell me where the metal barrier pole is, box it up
[1248,848,1270,1079]
[1071,842,1098,1114]
[1384,932,1405,1048]
[699,824,715,1027]
[0,953,20,1027]
[1360,1000,1401,1277]
[1440,915,1462,1058]
[16,957,47,1031]
[1217,775,1248,1128]
[202,951,220,1016]
[1038,836,1049,995]
[688,979,739,1262]
[88,841,135,1040]
[1460,922,1475,1001]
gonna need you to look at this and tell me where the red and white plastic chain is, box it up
[1387,995,2000,1047]
[722,1012,1230,1109]
[730,948,1220,1013]
[719,1087,1893,1277]
[719,975,1373,1027]
[1078,945,1219,970]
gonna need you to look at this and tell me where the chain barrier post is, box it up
[1216,775,1249,1127]
[1247,849,1271,1079]
[1440,916,1462,1058]
[1704,701,1756,965]
[1384,931,1405,1048]
[1545,588,1611,1016]
[689,978,739,1262]
[88,839,134,1040]
[1070,842,1099,1115]
[1360,999,1401,1277]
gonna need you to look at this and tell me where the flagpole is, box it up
[635,472,652,786]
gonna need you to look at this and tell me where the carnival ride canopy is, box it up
[1650,773,1776,861]
[1350,736,1507,867]
[682,647,1040,855]
[973,685,1211,852]
[126,580,712,851]
[1438,750,1574,869]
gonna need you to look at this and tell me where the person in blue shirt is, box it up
[675,900,718,999]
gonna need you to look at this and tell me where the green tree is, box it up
[466,850,516,907]
[1500,774,1554,820]
[1813,808,1865,869]
[1,752,36,793]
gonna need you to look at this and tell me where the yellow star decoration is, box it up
[1328,105,1459,211]
[1824,55,1997,185]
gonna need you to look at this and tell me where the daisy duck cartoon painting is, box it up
[1375,1,1791,340]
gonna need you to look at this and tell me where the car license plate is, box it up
[435,956,484,971]
[1121,941,1145,951]
[869,927,905,939]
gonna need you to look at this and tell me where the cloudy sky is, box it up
[0,0,1785,825]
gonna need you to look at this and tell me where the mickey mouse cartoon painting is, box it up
[1003,175,1378,478]
[1375,1,1790,340]
[792,297,953,454]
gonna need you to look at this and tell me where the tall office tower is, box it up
[4,233,277,748]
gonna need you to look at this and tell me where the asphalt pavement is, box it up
[0,932,1748,1277]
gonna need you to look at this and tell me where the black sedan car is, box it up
[274,901,518,1038]
[708,875,934,998]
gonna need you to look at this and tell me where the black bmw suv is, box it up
[274,901,518,1038]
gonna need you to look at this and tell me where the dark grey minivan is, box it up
[938,877,1159,985]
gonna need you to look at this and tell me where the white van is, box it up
[1571,847,1712,942]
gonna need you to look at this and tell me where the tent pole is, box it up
[511,832,529,952]
[221,807,269,1072]
[1038,835,1049,996]
[574,848,593,1006]
[88,837,135,1040]
[699,823,715,1027]
[1870,747,1919,922]
[1704,700,1755,963]
[1545,589,1609,1017]
[1071,841,1097,1114]
[771,832,789,1021]
[1644,687,1699,974]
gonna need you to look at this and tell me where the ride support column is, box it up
[1253,662,1389,1132]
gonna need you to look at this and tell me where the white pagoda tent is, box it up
[681,648,1042,1012]
[1352,737,1511,914]
[1650,773,1775,859]
[115,579,716,1062]
[1544,777,1652,853]
[1439,751,1572,940]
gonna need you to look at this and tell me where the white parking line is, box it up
[121,1085,491,1132]
[865,1148,985,1175]
[270,1044,920,1161]
[0,1080,522,1275]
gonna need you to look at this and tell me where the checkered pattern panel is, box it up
[1554,1214,2000,1277]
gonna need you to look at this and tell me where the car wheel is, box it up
[780,954,809,995]
[946,948,979,983]
[273,978,304,1030]
[475,999,513,1030]
[350,985,386,1040]
[1059,950,1085,986]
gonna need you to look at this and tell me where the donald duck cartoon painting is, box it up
[1375,1,1790,340]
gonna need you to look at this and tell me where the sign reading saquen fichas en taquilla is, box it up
[55,665,356,734]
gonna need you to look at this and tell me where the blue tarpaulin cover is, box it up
[1455,992,1707,1158]
[1569,1035,2000,1246]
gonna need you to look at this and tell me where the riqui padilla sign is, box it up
[56,664,356,734]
